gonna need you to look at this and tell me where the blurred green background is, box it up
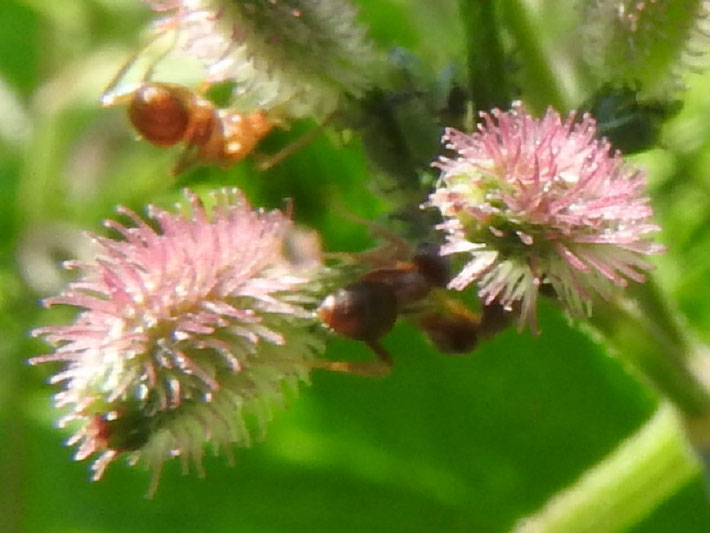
[2,1,710,532]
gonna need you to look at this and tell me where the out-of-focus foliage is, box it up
[2,1,710,532]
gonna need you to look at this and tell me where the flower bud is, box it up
[31,188,327,490]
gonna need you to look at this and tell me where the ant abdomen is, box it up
[318,280,398,342]
[418,312,478,354]
[128,84,190,146]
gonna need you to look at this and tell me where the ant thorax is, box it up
[217,109,273,164]
[318,221,482,372]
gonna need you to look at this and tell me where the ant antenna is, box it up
[100,26,181,107]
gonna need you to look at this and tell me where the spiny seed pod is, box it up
[147,0,379,119]
[580,0,710,96]
[30,188,328,492]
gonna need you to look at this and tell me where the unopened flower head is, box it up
[31,188,326,489]
[580,0,710,96]
[147,0,377,118]
[427,102,665,330]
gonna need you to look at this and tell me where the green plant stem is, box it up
[510,403,700,533]
[499,0,572,113]
[587,280,710,418]
[457,0,510,112]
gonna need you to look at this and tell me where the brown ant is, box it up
[103,81,275,174]
[316,228,510,377]
[100,34,329,174]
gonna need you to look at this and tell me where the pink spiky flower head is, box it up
[30,188,326,491]
[427,102,665,331]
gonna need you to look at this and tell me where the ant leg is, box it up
[255,112,336,171]
[321,251,362,264]
[100,92,135,108]
[313,340,393,378]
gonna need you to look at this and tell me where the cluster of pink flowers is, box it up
[427,102,665,330]
[32,0,672,484]
[31,96,668,487]
[30,188,326,488]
